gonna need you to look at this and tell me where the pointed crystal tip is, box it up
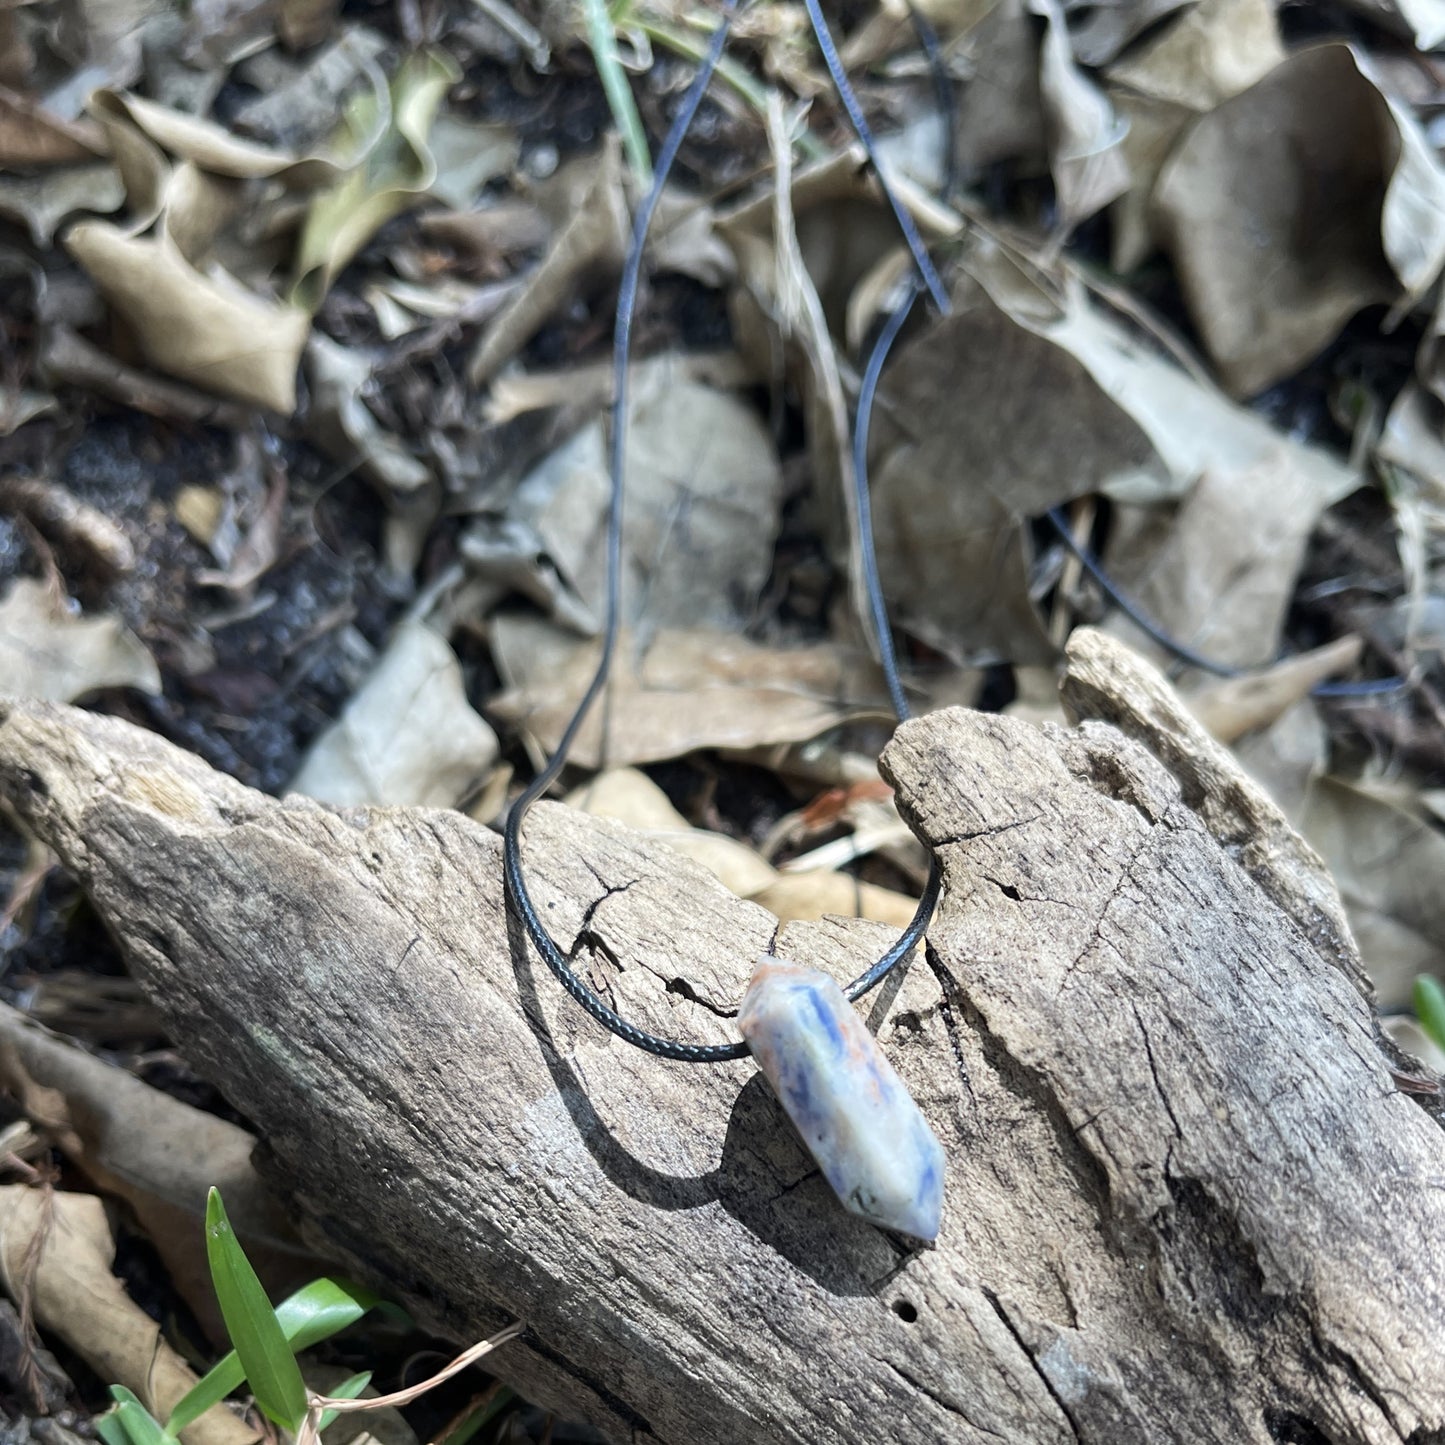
[739,959,946,1241]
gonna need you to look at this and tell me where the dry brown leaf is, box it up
[949,0,1046,172]
[467,140,628,384]
[1100,450,1358,671]
[997,258,1357,508]
[0,578,159,703]
[92,89,342,184]
[1106,0,1283,270]
[1337,0,1445,48]
[1031,0,1131,234]
[721,129,949,653]
[419,201,551,262]
[866,238,1357,665]
[564,767,690,831]
[1066,0,1194,67]
[493,359,784,632]
[54,0,173,89]
[0,10,33,88]
[425,112,519,210]
[0,164,126,246]
[303,333,435,504]
[65,222,308,412]
[290,618,498,808]
[867,261,1162,665]
[748,871,918,929]
[0,86,105,167]
[490,617,888,769]
[1299,775,1445,1006]
[1378,384,1445,507]
[1153,43,1445,397]
[565,768,779,897]
[0,1188,260,1445]
[276,0,337,48]
[0,388,57,435]
[1186,637,1364,743]
[0,1004,313,1339]
[230,27,389,146]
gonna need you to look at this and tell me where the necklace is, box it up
[503,0,952,1241]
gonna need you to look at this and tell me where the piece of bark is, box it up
[0,643,1441,1444]
[1060,626,1367,993]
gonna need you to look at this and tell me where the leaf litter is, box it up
[6,0,1445,1436]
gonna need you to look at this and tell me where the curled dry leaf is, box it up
[1065,0,1194,67]
[0,578,159,703]
[0,389,57,435]
[0,86,105,167]
[37,324,250,428]
[720,130,949,645]
[303,333,435,501]
[0,476,135,575]
[949,0,1046,172]
[91,89,344,185]
[1185,636,1364,743]
[1378,384,1445,506]
[467,140,629,384]
[425,112,520,210]
[867,259,1160,665]
[1153,43,1445,397]
[0,1187,260,1445]
[65,222,309,412]
[230,27,389,146]
[290,618,498,808]
[0,164,127,247]
[490,617,888,769]
[868,238,1357,664]
[292,48,460,312]
[1030,0,1130,234]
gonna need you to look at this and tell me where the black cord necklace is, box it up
[502,0,949,1064]
[501,0,955,1240]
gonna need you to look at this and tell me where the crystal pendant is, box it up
[738,958,946,1241]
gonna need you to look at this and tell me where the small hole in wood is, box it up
[892,1300,918,1323]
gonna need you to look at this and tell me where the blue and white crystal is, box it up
[738,958,946,1241]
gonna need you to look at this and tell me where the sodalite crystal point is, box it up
[738,958,946,1241]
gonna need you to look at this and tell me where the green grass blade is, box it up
[107,1388,173,1445]
[317,1371,373,1432]
[582,0,652,184]
[95,1411,134,1445]
[204,1189,310,1431]
[167,1276,380,1434]
[1414,975,1445,1052]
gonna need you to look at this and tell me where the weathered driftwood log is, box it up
[0,630,1442,1445]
